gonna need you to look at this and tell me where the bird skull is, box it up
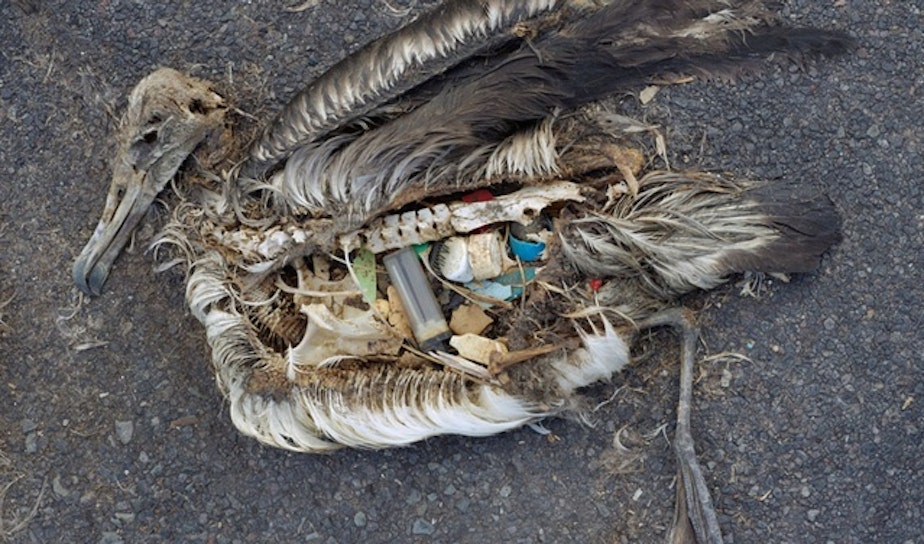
[73,68,226,295]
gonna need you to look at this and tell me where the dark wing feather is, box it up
[244,0,575,176]
[273,0,851,225]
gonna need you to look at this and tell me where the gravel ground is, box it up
[1,1,921,543]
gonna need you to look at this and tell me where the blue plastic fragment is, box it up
[508,233,546,261]
[465,267,538,304]
[465,280,514,305]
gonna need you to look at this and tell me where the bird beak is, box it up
[72,68,226,296]
[72,165,161,296]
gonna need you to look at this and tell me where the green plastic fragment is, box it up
[494,267,537,287]
[352,248,377,303]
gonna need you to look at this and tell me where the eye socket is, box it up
[189,99,207,115]
[141,130,158,144]
[129,127,162,167]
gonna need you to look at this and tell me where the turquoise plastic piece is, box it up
[508,233,546,261]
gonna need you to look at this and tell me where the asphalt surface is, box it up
[1,1,921,543]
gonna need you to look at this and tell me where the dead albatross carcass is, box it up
[73,1,849,542]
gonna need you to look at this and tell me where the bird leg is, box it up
[633,308,723,544]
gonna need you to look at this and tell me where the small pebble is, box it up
[25,432,38,454]
[52,475,71,498]
[114,512,135,524]
[115,420,134,444]
[98,532,124,544]
[807,509,821,522]
[411,518,436,535]
[405,489,422,505]
[354,511,367,527]
[412,519,435,535]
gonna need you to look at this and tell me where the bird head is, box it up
[73,68,226,296]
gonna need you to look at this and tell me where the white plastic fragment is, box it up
[466,232,505,280]
[449,334,508,366]
[434,237,474,283]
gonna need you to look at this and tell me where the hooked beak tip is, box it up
[73,177,157,297]
[72,253,108,297]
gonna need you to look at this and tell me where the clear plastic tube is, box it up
[383,247,451,351]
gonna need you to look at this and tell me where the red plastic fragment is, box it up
[461,189,494,203]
